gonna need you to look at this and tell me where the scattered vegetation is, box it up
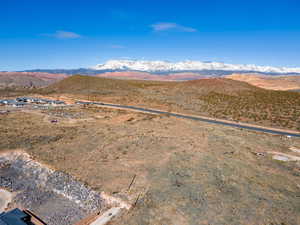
[1,75,300,224]
[198,90,300,130]
[29,75,300,131]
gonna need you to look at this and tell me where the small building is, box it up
[0,208,46,225]
[16,97,29,102]
[1,100,17,105]
[75,101,92,105]
[0,100,12,105]
[11,102,27,108]
[51,100,65,105]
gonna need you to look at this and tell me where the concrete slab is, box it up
[273,155,290,162]
[90,207,122,225]
[269,151,300,162]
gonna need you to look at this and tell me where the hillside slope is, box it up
[226,73,300,90]
[48,75,257,94]
[47,75,300,131]
[48,74,169,93]
[0,72,67,88]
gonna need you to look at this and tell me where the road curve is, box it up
[78,101,300,138]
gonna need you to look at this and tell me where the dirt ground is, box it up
[1,104,300,225]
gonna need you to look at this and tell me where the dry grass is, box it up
[1,106,300,224]
[1,76,300,224]
[46,75,300,131]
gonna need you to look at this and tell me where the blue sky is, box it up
[1,0,300,71]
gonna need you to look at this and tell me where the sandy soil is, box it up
[1,104,300,224]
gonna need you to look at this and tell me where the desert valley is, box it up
[0,59,300,224]
[1,1,300,224]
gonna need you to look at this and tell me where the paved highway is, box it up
[77,101,300,138]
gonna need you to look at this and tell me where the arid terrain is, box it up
[45,75,300,131]
[1,75,300,224]
[0,72,67,88]
[226,73,300,91]
[0,102,300,224]
[3,0,300,224]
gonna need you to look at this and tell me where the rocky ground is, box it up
[1,104,300,224]
[0,151,106,225]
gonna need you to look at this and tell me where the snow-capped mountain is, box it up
[93,60,300,74]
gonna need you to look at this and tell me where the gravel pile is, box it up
[0,152,106,225]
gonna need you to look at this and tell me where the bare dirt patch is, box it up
[1,105,300,224]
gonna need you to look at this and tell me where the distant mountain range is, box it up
[20,68,101,75]
[93,60,300,75]
[1,59,300,89]
[17,60,300,76]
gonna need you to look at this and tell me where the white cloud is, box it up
[43,30,81,39]
[151,22,197,32]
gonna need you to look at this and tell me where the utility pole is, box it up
[87,76,90,101]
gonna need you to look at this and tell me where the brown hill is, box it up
[50,75,257,93]
[176,77,260,94]
[48,75,300,131]
[226,73,300,90]
[0,72,67,88]
[48,74,169,93]
[48,75,260,100]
